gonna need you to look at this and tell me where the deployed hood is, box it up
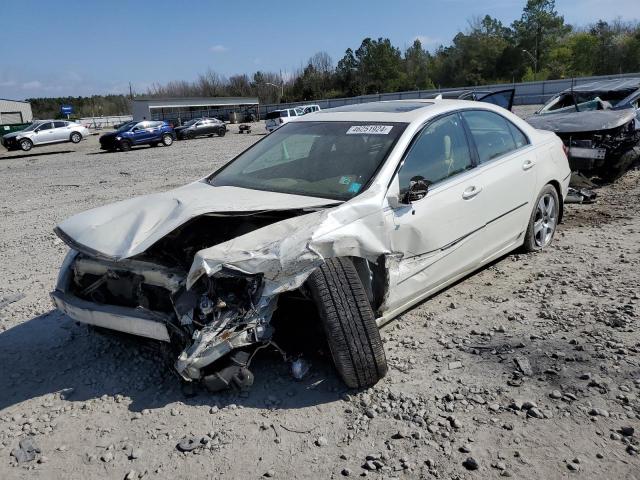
[526,108,635,133]
[55,181,339,260]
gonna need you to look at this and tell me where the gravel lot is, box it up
[0,115,638,479]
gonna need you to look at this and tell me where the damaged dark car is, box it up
[526,78,640,181]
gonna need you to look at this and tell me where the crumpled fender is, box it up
[187,185,394,295]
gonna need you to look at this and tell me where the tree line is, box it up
[28,0,640,118]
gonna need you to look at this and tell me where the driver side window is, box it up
[398,113,473,195]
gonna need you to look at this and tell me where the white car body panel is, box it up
[52,99,570,379]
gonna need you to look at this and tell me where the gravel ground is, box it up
[0,115,638,479]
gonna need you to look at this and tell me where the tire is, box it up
[118,140,131,152]
[307,257,388,388]
[70,132,82,143]
[522,184,560,252]
[217,128,226,137]
[161,134,173,146]
[19,139,33,151]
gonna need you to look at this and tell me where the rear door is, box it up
[460,109,536,260]
[53,121,70,141]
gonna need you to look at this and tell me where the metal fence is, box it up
[78,115,133,129]
[258,72,640,116]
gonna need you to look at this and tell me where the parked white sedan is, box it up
[1,120,89,151]
[51,100,570,391]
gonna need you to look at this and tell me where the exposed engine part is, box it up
[566,187,597,204]
[202,351,254,392]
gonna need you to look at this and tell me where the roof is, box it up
[133,96,259,108]
[566,77,640,93]
[0,98,30,104]
[296,99,497,123]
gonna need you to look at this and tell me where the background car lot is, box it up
[0,113,638,478]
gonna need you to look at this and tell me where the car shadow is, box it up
[0,310,346,413]
[0,150,73,160]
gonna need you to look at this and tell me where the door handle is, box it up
[462,185,482,200]
[522,159,535,171]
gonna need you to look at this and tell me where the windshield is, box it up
[210,121,407,200]
[183,119,200,126]
[116,121,137,132]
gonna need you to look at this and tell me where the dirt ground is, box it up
[0,117,638,480]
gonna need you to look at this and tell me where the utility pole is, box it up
[129,82,133,100]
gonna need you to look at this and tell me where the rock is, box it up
[315,436,328,447]
[489,403,500,412]
[521,401,537,411]
[579,372,592,380]
[527,408,544,419]
[391,431,407,439]
[549,390,562,399]
[125,470,137,480]
[462,457,479,470]
[363,460,378,470]
[129,448,143,459]
[11,438,41,464]
[341,468,351,476]
[459,444,471,453]
[176,437,201,452]
[365,408,376,419]
[264,469,276,477]
[514,357,533,376]
[100,452,114,463]
[589,408,609,417]
[620,426,634,437]
[448,361,463,370]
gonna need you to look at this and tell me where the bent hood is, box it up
[55,181,339,260]
[526,109,635,133]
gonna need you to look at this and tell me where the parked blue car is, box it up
[99,120,176,151]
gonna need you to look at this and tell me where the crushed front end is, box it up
[51,249,276,391]
[558,121,640,180]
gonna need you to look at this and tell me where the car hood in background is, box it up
[54,181,340,260]
[526,108,636,133]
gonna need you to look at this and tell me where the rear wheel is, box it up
[19,139,33,151]
[307,257,388,388]
[70,132,82,143]
[523,184,559,252]
[217,128,226,137]
[161,134,173,146]
[118,140,131,152]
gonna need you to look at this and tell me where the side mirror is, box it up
[402,179,430,204]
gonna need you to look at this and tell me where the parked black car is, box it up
[175,118,226,140]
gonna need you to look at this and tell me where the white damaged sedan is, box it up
[52,100,570,390]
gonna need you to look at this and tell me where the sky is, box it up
[1,0,638,100]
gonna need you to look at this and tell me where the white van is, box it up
[265,108,300,133]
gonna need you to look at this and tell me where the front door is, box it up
[33,122,55,145]
[385,112,487,310]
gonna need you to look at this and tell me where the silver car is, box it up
[1,120,89,151]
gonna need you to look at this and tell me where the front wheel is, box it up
[118,140,132,152]
[217,128,226,137]
[20,139,33,151]
[523,184,559,252]
[161,134,173,146]
[307,257,388,388]
[70,132,82,143]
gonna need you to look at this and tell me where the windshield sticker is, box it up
[348,182,362,193]
[339,176,354,185]
[346,125,393,135]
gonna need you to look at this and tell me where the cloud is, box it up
[21,80,42,89]
[0,80,17,87]
[210,44,228,53]
[413,35,443,49]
